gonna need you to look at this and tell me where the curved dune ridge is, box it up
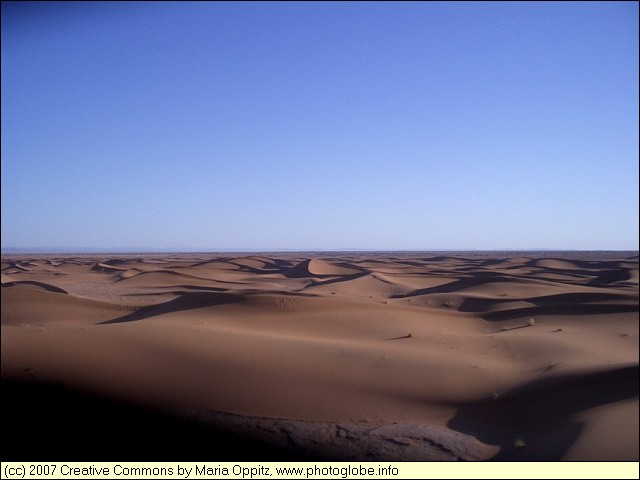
[1,282,136,326]
[92,261,129,272]
[114,269,220,285]
[531,258,584,270]
[284,258,364,278]
[1,252,638,461]
[226,256,283,272]
[1,280,69,294]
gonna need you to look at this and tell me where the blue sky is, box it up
[2,2,638,251]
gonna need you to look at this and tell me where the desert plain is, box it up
[1,251,638,461]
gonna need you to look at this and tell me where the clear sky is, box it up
[2,2,638,252]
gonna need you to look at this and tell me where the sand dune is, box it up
[1,279,69,294]
[284,258,364,278]
[1,252,637,461]
[1,283,132,326]
[531,258,585,270]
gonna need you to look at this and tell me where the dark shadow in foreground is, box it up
[1,379,319,461]
[447,364,639,460]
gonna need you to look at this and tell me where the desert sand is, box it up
[2,251,638,461]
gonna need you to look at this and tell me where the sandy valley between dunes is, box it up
[2,252,638,461]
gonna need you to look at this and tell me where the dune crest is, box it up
[284,258,363,278]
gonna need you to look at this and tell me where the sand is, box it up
[1,252,638,461]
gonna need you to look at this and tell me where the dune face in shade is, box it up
[1,251,638,460]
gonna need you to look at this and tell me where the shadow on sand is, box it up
[2,379,318,461]
[447,364,639,460]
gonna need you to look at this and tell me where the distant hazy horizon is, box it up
[2,2,638,251]
[2,246,638,256]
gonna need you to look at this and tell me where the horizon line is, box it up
[2,247,639,255]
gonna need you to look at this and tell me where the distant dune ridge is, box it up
[1,252,638,460]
